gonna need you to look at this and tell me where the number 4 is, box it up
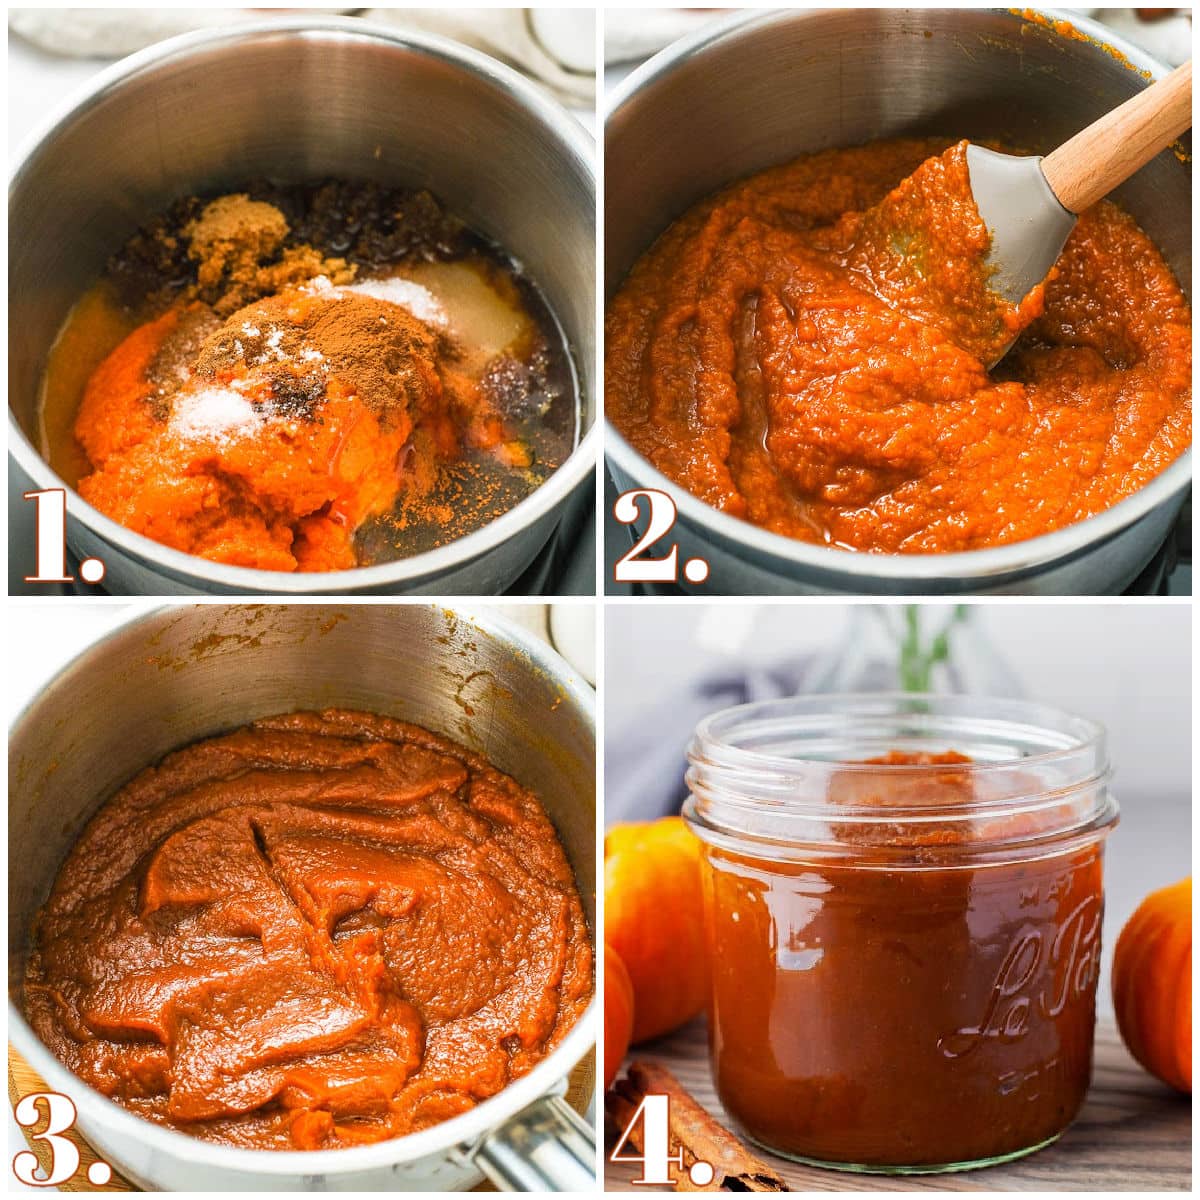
[609,1092,715,1187]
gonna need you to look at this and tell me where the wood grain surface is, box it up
[10,1046,595,1192]
[605,1020,1190,1192]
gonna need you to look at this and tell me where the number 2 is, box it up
[612,489,710,585]
[613,489,679,583]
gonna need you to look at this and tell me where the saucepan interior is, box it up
[9,17,596,594]
[605,6,1191,594]
[8,603,596,1188]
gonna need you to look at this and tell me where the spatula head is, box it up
[965,144,1077,313]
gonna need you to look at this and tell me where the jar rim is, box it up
[685,693,1117,865]
[691,692,1104,779]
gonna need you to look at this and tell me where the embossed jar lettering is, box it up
[940,889,1102,1058]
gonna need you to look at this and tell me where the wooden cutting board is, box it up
[10,1046,594,1192]
[605,1020,1190,1192]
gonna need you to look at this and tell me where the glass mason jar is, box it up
[683,694,1118,1174]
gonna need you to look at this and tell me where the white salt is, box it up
[343,278,447,326]
[299,272,446,327]
[170,386,263,443]
[303,275,337,297]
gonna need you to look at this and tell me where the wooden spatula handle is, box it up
[1042,59,1191,214]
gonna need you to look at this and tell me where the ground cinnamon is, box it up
[192,289,463,429]
[607,1062,786,1192]
[144,302,220,419]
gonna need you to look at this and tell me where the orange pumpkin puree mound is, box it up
[24,709,593,1151]
[606,137,1192,554]
[74,285,493,573]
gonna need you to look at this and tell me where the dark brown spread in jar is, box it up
[690,745,1114,1170]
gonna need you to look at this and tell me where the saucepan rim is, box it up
[7,602,597,1178]
[603,5,1191,586]
[8,16,597,594]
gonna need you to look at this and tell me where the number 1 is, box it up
[23,489,105,586]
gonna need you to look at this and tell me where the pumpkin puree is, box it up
[66,189,561,572]
[24,710,592,1151]
[606,138,1192,553]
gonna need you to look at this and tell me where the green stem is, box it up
[897,604,968,691]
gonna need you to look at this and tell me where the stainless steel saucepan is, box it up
[8,603,597,1190]
[9,18,596,594]
[605,7,1191,595]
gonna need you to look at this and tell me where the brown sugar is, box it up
[184,194,355,316]
[185,194,288,283]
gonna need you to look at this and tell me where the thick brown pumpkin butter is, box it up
[702,750,1104,1168]
[24,710,592,1151]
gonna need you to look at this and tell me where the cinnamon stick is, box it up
[605,1060,787,1192]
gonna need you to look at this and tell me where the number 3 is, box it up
[13,1091,80,1187]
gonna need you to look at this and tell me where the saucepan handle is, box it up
[464,1093,596,1191]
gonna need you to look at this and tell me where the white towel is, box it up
[364,8,594,104]
[9,8,353,57]
[603,7,730,65]
[8,7,595,105]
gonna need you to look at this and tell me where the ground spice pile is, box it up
[192,287,463,426]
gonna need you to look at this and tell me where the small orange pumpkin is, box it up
[604,816,709,1043]
[604,943,635,1088]
[1112,877,1191,1093]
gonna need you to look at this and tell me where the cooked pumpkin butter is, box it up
[24,710,592,1151]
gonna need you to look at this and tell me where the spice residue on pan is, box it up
[1013,8,1153,80]
[40,181,578,573]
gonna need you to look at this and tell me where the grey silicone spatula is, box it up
[967,59,1192,365]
